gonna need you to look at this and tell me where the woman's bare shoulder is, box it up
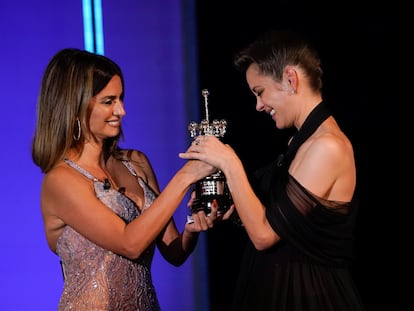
[42,162,95,207]
[43,162,80,189]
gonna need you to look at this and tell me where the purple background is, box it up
[0,1,207,310]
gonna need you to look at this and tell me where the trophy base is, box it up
[191,195,233,216]
[191,171,232,215]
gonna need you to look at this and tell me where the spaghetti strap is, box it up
[121,160,138,177]
[64,158,98,182]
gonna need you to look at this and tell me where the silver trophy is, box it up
[188,89,233,215]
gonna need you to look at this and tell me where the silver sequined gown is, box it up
[56,159,161,310]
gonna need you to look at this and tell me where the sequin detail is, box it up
[56,159,161,310]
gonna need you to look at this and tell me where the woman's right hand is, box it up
[180,158,218,184]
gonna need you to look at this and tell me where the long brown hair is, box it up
[32,48,125,173]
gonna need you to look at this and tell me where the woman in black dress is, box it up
[180,30,366,311]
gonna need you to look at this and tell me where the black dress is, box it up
[231,103,366,311]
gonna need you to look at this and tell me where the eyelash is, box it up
[103,99,114,105]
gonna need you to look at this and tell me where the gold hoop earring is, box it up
[73,118,81,141]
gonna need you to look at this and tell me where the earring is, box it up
[290,89,296,95]
[73,118,81,141]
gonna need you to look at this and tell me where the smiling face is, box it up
[246,63,296,130]
[88,75,125,142]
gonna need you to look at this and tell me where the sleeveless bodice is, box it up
[56,159,161,311]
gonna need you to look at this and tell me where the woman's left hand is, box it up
[184,191,234,232]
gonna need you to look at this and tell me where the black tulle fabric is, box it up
[231,103,366,311]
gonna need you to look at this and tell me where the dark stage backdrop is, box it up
[0,1,210,310]
[196,1,405,310]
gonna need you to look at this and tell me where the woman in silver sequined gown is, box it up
[31,48,232,310]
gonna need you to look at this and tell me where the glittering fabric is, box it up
[56,159,161,310]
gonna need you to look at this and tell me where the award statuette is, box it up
[188,89,233,216]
